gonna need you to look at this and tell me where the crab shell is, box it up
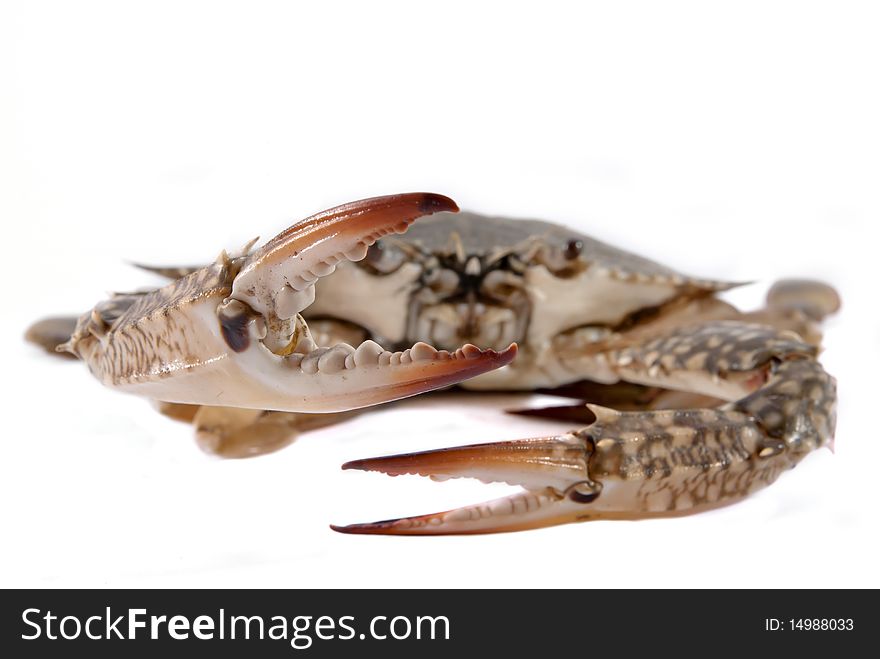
[305,210,737,391]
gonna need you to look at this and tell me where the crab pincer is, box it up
[57,193,517,413]
[334,325,836,535]
[333,433,597,535]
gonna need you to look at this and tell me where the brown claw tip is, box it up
[330,520,416,536]
[458,341,517,372]
[330,523,374,535]
[454,342,517,366]
[329,522,394,535]
[498,342,518,362]
[340,455,409,472]
[416,193,459,215]
[341,444,464,476]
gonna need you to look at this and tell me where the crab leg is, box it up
[25,316,79,358]
[191,406,362,459]
[334,321,836,534]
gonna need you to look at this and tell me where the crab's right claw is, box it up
[332,432,602,535]
[215,192,518,412]
[52,193,518,415]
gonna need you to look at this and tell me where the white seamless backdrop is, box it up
[1,1,877,587]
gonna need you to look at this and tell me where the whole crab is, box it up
[27,193,838,534]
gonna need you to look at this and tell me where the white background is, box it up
[1,1,877,588]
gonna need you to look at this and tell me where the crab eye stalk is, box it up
[531,238,587,276]
[565,239,584,260]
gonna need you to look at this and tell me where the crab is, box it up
[26,192,839,535]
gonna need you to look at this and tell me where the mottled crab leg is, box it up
[190,406,362,459]
[54,193,517,413]
[506,281,840,423]
[334,321,835,534]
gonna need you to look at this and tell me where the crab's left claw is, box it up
[332,432,601,535]
[335,344,837,534]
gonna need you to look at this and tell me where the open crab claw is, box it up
[332,431,601,535]
[216,193,518,411]
[80,192,518,413]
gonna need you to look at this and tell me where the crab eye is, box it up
[360,240,404,274]
[565,239,583,260]
[530,239,586,277]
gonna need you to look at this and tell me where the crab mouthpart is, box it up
[332,431,601,534]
